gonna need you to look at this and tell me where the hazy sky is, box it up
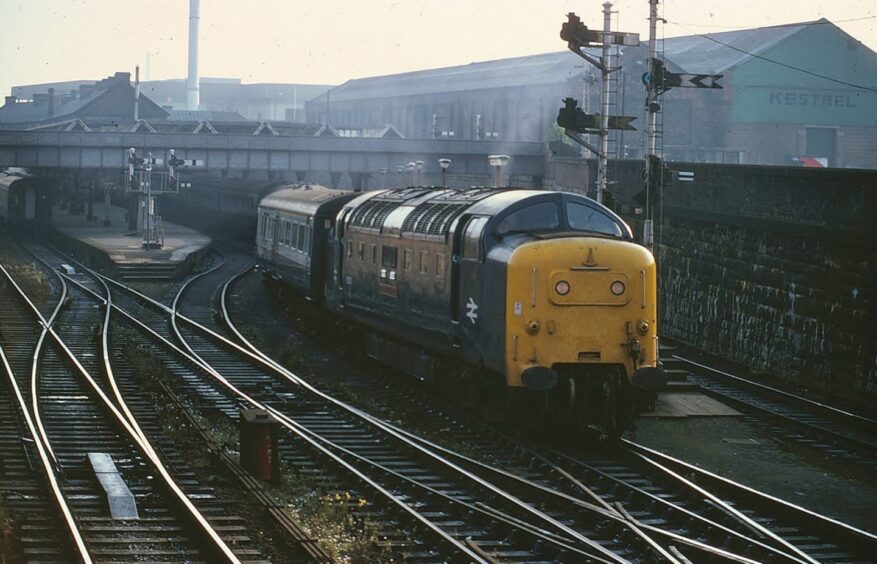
[1,0,875,96]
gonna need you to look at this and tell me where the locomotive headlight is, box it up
[610,280,626,295]
[555,280,571,296]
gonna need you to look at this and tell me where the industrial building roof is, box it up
[661,20,814,74]
[319,50,613,102]
[311,19,830,103]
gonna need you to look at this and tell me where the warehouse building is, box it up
[306,19,877,168]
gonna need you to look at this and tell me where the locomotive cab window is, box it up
[403,249,412,271]
[567,202,624,238]
[358,242,365,260]
[496,202,560,236]
[371,244,377,264]
[419,250,429,274]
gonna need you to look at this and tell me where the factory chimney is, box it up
[187,0,200,111]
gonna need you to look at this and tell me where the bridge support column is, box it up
[350,173,365,192]
[295,170,307,183]
[329,172,341,189]
[87,182,94,222]
[127,193,139,231]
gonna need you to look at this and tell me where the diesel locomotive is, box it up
[257,184,664,435]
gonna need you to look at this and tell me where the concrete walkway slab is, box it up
[51,202,210,277]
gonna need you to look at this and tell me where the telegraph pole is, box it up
[646,0,659,159]
[643,0,659,248]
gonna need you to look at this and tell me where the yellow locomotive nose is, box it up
[505,238,659,391]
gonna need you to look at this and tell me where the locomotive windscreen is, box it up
[567,201,625,237]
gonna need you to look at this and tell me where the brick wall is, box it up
[655,164,876,398]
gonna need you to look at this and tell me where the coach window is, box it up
[358,242,365,260]
[347,240,353,258]
[567,202,624,238]
[370,244,377,264]
[462,216,488,260]
[435,253,446,278]
[419,250,429,274]
[298,223,306,250]
[403,249,412,271]
[285,222,292,245]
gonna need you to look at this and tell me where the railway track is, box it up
[1,243,266,563]
[220,257,877,563]
[663,343,877,471]
[0,247,73,561]
[59,246,708,562]
[32,242,877,562]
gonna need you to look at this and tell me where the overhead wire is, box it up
[664,15,877,30]
[666,20,877,93]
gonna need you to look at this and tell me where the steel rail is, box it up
[47,247,491,561]
[672,354,877,430]
[0,264,92,564]
[623,438,877,554]
[378,420,803,563]
[626,447,817,564]
[220,265,811,563]
[170,259,493,562]
[672,354,877,457]
[5,256,242,564]
[211,265,636,562]
[99,252,630,560]
[29,268,67,466]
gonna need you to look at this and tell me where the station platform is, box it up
[50,202,211,280]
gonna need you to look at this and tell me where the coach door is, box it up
[24,185,35,220]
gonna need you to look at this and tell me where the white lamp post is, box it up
[488,154,510,188]
[414,160,424,187]
[438,158,451,187]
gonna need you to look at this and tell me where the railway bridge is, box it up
[0,129,547,188]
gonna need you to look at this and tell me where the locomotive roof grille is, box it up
[350,199,402,229]
[427,204,468,235]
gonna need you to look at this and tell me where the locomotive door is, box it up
[452,216,488,346]
[334,208,351,291]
